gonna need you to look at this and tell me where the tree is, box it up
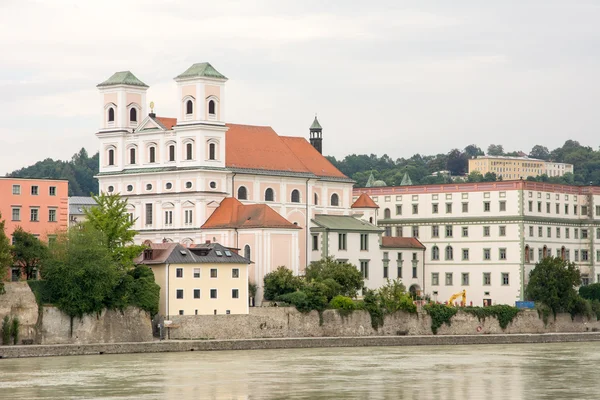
[12,228,47,280]
[305,256,364,298]
[84,192,144,269]
[525,257,581,316]
[464,144,484,158]
[486,144,504,156]
[467,171,484,183]
[446,149,468,176]
[263,266,303,301]
[529,145,550,160]
[0,213,12,272]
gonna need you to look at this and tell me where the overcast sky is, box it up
[1,0,600,175]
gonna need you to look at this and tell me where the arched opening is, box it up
[186,100,193,115]
[384,208,391,219]
[208,99,216,115]
[108,149,115,166]
[265,188,274,202]
[432,246,439,260]
[525,245,530,263]
[169,145,175,162]
[445,246,453,260]
[129,147,136,164]
[130,108,137,122]
[291,189,300,203]
[238,186,248,200]
[331,193,339,206]
[209,143,216,160]
[314,193,319,205]
[186,143,193,160]
[149,147,156,163]
[409,285,421,299]
[108,107,115,122]
[244,244,251,261]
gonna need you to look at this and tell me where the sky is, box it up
[1,0,600,175]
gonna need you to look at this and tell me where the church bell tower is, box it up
[309,115,322,154]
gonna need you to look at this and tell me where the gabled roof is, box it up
[135,242,249,265]
[351,193,379,209]
[202,198,301,230]
[155,116,177,130]
[97,71,148,88]
[175,62,227,81]
[381,237,426,249]
[311,214,383,232]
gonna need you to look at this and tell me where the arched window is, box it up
[108,107,115,122]
[314,193,319,205]
[149,147,156,163]
[384,208,391,219]
[525,245,530,263]
[209,143,216,160]
[208,100,216,115]
[186,100,193,115]
[130,108,137,122]
[108,149,115,166]
[445,246,453,260]
[331,193,339,206]
[432,246,440,260]
[265,188,274,202]
[291,189,300,203]
[244,245,251,261]
[186,143,193,160]
[238,186,248,200]
[169,145,175,162]
[129,147,136,164]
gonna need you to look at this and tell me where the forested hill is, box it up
[6,140,600,195]
[7,148,99,196]
[327,140,600,187]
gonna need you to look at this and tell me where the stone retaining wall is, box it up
[0,282,39,343]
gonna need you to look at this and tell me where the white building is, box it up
[355,180,600,306]
[545,162,574,178]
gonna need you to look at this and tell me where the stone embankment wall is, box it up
[168,307,600,340]
[0,283,152,345]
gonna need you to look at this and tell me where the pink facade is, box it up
[0,178,68,242]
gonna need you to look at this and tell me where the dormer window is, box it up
[208,100,215,115]
[130,108,137,122]
[108,107,115,122]
[186,100,193,115]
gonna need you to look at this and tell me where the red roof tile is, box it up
[351,193,379,209]
[280,136,347,178]
[381,237,425,249]
[202,197,301,230]
[156,117,177,130]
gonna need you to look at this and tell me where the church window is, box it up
[108,149,115,166]
[331,193,339,207]
[209,181,217,189]
[108,107,115,122]
[265,188,274,202]
[314,193,319,205]
[291,189,300,203]
[209,143,216,160]
[129,147,136,164]
[186,100,193,115]
[149,146,156,163]
[244,245,251,261]
[130,108,137,122]
[208,99,216,115]
[238,186,248,200]
[186,143,193,160]
[169,145,175,162]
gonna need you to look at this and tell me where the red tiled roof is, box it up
[156,117,177,130]
[202,197,301,230]
[351,193,379,209]
[225,124,347,179]
[381,237,425,249]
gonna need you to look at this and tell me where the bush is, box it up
[277,282,329,314]
[329,295,356,317]
[1,316,10,345]
[363,289,384,330]
[462,305,520,329]
[579,283,600,301]
[569,296,593,320]
[378,279,416,314]
[263,267,303,301]
[424,303,458,334]
[11,316,19,345]
[590,299,600,320]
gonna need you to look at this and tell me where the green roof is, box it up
[175,62,227,80]
[97,71,148,88]
[311,215,383,232]
[310,116,322,130]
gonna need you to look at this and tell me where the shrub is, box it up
[424,303,458,334]
[363,289,384,330]
[1,316,10,345]
[378,279,417,314]
[590,299,600,320]
[305,257,364,298]
[579,283,600,301]
[263,267,303,301]
[462,305,520,329]
[11,316,19,345]
[330,295,356,317]
[277,282,329,314]
[569,296,593,320]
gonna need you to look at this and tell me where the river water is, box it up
[0,342,597,399]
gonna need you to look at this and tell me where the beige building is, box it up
[469,156,573,180]
[136,242,250,317]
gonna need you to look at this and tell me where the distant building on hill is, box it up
[468,155,573,180]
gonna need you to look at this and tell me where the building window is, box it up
[412,226,419,238]
[193,268,200,278]
[499,201,506,211]
[146,184,152,191]
[483,226,490,237]
[582,275,590,286]
[556,227,561,238]
[176,289,184,299]
[291,189,300,203]
[338,233,347,250]
[528,201,533,212]
[574,205,578,215]
[168,145,176,162]
[502,273,509,285]
[483,249,491,260]
[582,229,588,239]
[446,203,452,213]
[244,245,251,261]
[360,261,369,279]
[179,310,184,315]
[108,107,115,122]
[194,289,200,299]
[565,204,569,215]
[483,272,491,285]
[48,209,56,222]
[432,246,439,260]
[484,201,490,212]
[462,202,468,213]
[462,273,469,286]
[145,203,153,225]
[445,246,453,260]
[232,268,240,278]
[208,100,216,115]
[331,193,339,206]
[445,273,453,286]
[210,289,217,299]
[176,268,183,278]
[582,250,589,262]
[209,143,216,160]
[396,205,402,215]
[462,227,468,237]
[209,181,217,189]
[432,273,439,286]
[210,269,218,278]
[237,186,248,200]
[529,226,534,237]
[412,264,417,279]
[30,208,39,222]
[566,228,570,239]
[31,186,38,195]
[232,289,239,299]
[12,185,20,195]
[556,203,560,214]
[462,249,469,260]
[412,204,418,214]
[130,107,137,122]
[312,235,319,251]
[432,225,439,238]
[537,202,542,212]
[186,143,193,160]
[148,146,156,163]
[432,203,438,214]
[108,149,115,166]
[11,208,20,221]
[184,209,193,225]
[547,227,552,238]
[499,226,506,236]
[186,100,193,115]
[499,248,507,260]
[314,193,319,205]
[538,226,543,237]
[360,234,368,251]
[575,229,579,239]
[384,208,391,219]
[445,225,453,238]
[130,148,136,164]
[264,188,274,202]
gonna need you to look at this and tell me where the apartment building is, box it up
[468,156,573,180]
[354,180,600,306]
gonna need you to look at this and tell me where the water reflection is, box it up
[0,342,596,399]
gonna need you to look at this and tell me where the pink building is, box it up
[0,178,69,243]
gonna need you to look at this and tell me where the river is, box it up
[0,342,597,399]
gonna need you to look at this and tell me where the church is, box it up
[95,62,371,300]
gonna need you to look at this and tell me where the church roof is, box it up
[175,62,227,80]
[201,198,301,230]
[310,116,322,130]
[381,237,425,250]
[351,193,379,209]
[97,71,148,88]
[154,116,177,130]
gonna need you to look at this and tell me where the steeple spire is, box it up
[309,115,323,154]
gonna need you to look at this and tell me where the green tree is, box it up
[579,283,600,301]
[263,266,303,301]
[464,144,484,158]
[12,228,47,280]
[487,144,504,156]
[529,145,550,160]
[446,149,468,175]
[0,213,12,277]
[84,192,144,269]
[304,256,364,298]
[525,257,581,316]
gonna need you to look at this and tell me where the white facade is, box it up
[356,181,600,306]
[545,162,574,177]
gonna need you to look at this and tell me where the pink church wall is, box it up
[271,234,294,272]
[126,93,141,107]
[182,85,197,120]
[104,93,117,106]
[235,181,254,200]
